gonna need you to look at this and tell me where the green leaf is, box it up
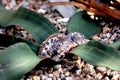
[16,39,39,54]
[0,34,39,53]
[0,43,41,80]
[110,39,120,50]
[71,40,120,71]
[67,11,101,39]
[0,7,58,44]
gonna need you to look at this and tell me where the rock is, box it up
[65,77,73,80]
[49,0,76,18]
[48,74,54,78]
[65,71,70,76]
[96,66,107,73]
[95,73,103,79]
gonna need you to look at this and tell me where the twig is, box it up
[49,1,105,16]
[49,0,120,24]
[76,0,120,20]
[70,1,105,16]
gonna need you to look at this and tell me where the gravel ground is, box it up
[1,0,120,80]
[92,24,120,45]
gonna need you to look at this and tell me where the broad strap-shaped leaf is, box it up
[0,7,58,44]
[71,40,120,71]
[0,43,41,80]
[16,39,39,54]
[0,34,39,53]
[67,10,101,39]
[110,39,120,50]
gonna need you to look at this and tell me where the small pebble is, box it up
[60,73,65,79]
[57,18,69,23]
[103,77,110,80]
[75,69,81,75]
[46,78,52,80]
[48,74,54,78]
[66,77,73,80]
[96,66,107,73]
[65,72,70,76]
[57,78,61,80]
[33,76,40,80]
[54,64,61,70]
[109,41,114,44]
[38,8,46,14]
[106,33,111,38]
[41,75,48,80]
[111,74,120,80]
[95,73,103,79]
[100,22,106,26]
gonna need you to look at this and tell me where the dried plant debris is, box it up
[39,32,89,61]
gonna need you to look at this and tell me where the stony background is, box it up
[0,0,120,80]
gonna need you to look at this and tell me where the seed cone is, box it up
[38,32,89,61]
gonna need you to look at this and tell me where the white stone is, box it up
[38,8,46,14]
[65,72,70,76]
[21,0,29,7]
[117,30,120,33]
[66,77,73,80]
[96,66,107,72]
[109,41,113,44]
[107,70,111,76]
[41,75,48,80]
[60,74,65,79]
[57,18,69,23]
[54,64,61,69]
[95,73,103,79]
[48,74,54,78]
[101,39,106,43]
[100,22,106,26]
[112,74,120,80]
[57,78,61,80]
[87,12,95,16]
[106,33,111,38]
[90,15,95,19]
[76,69,81,75]
[0,29,3,34]
[103,77,110,80]
[46,78,52,80]
[5,6,10,10]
